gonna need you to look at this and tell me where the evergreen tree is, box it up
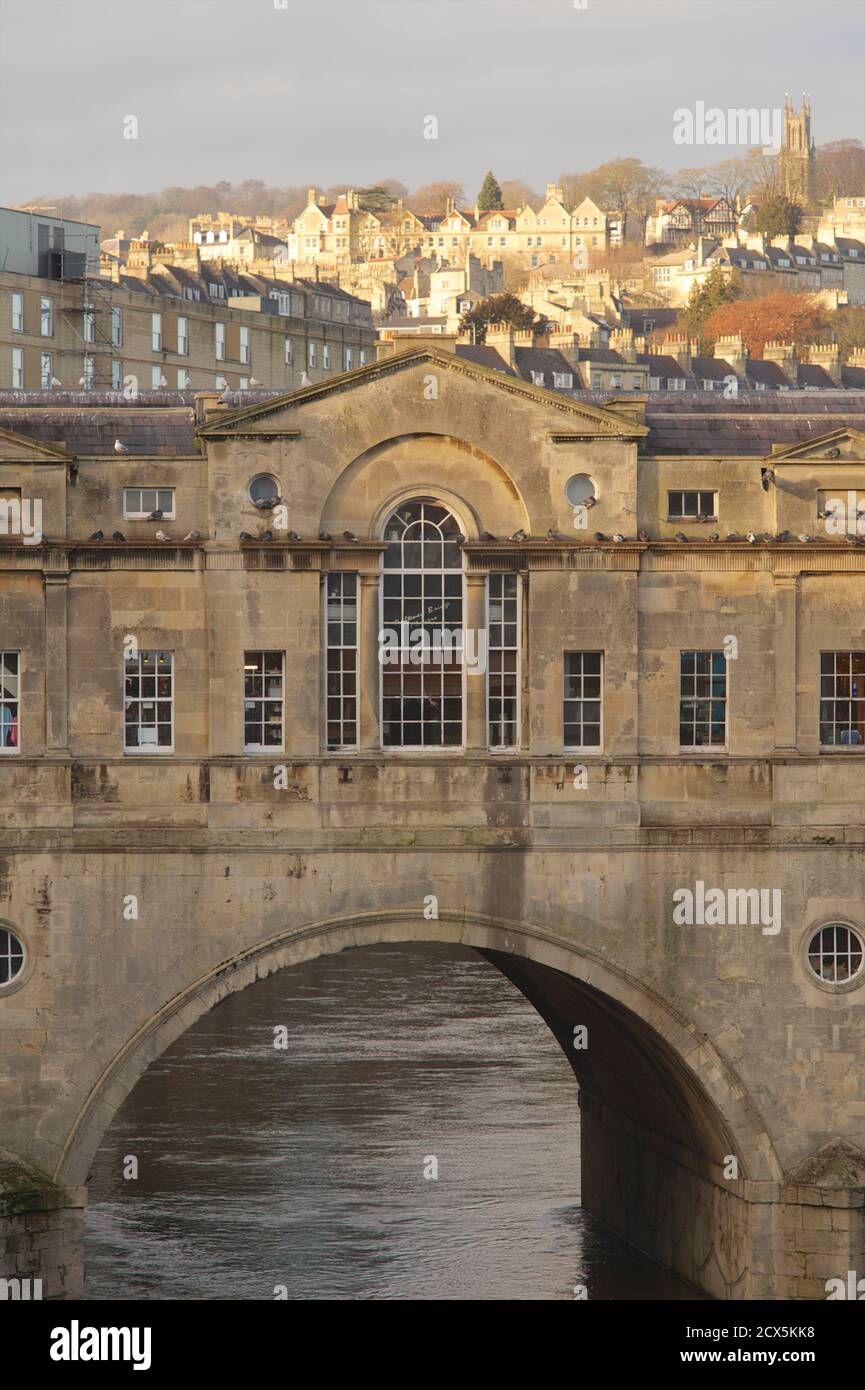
[681,266,742,349]
[477,171,504,211]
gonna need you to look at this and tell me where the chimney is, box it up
[848,347,865,369]
[762,340,798,383]
[307,188,317,205]
[547,330,580,368]
[610,327,636,363]
[483,325,516,366]
[807,341,842,385]
[546,183,563,203]
[715,333,746,377]
[662,335,693,371]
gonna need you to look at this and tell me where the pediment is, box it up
[770,428,865,463]
[786,1137,865,1189]
[197,347,648,441]
[0,427,73,463]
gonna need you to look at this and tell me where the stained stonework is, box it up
[1,356,865,1298]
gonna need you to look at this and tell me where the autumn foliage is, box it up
[703,291,830,356]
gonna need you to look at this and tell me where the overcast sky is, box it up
[1,0,863,207]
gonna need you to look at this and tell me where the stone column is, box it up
[359,573,381,750]
[43,562,69,754]
[464,572,487,750]
[774,574,798,750]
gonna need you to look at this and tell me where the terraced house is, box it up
[1,347,865,1300]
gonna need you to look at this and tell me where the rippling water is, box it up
[85,943,701,1300]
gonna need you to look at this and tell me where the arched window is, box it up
[381,499,463,747]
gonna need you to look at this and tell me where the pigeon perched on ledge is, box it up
[112,531,126,542]
[240,531,254,542]
[88,529,103,541]
[342,531,358,542]
[182,531,201,542]
[155,530,171,542]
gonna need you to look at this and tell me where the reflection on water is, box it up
[85,943,702,1300]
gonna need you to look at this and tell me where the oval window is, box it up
[806,923,864,985]
[565,474,597,508]
[0,926,25,988]
[248,475,280,506]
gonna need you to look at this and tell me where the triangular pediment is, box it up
[197,347,648,440]
[786,1137,865,1190]
[0,427,73,463]
[770,428,865,463]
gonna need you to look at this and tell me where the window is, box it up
[11,348,23,388]
[247,475,280,506]
[215,322,225,361]
[244,652,284,750]
[83,307,95,343]
[308,341,317,369]
[488,574,519,748]
[820,651,865,746]
[680,650,727,747]
[322,343,331,369]
[82,355,94,388]
[0,926,24,987]
[124,650,173,752]
[40,296,53,336]
[284,336,293,365]
[151,312,162,352]
[151,366,164,389]
[553,372,573,388]
[668,490,717,520]
[111,307,123,347]
[565,473,597,507]
[40,353,52,388]
[11,292,23,332]
[177,368,190,388]
[239,378,249,390]
[359,348,367,365]
[123,488,175,519]
[240,326,250,364]
[807,923,864,984]
[344,346,353,371]
[177,316,188,355]
[381,500,463,747]
[564,651,602,749]
[326,574,358,749]
[531,370,545,385]
[0,652,19,752]
[111,359,122,390]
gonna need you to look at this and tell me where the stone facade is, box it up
[1,357,865,1299]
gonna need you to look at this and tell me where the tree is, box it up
[499,179,540,210]
[459,293,547,343]
[476,171,504,212]
[356,186,397,214]
[582,158,668,241]
[702,155,754,213]
[410,181,464,215]
[742,149,781,203]
[815,140,865,205]
[829,306,865,360]
[703,290,829,356]
[754,196,803,239]
[680,266,743,348]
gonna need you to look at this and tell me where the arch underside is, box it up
[57,911,779,1298]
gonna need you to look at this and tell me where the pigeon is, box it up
[240,531,254,542]
[260,530,274,542]
[826,447,841,459]
[285,530,300,541]
[112,530,126,542]
[342,531,358,542]
[149,509,163,522]
[319,531,332,542]
[252,496,275,510]
[798,533,813,543]
[455,533,466,545]
[114,440,129,454]
[155,530,171,542]
[612,533,625,543]
[845,534,863,545]
[726,532,742,542]
[88,529,103,541]
[775,531,790,543]
[509,529,527,542]
[546,528,560,541]
[481,531,497,542]
[182,531,201,542]
[708,532,720,542]
[674,531,687,543]
[746,532,758,544]
[593,532,606,542]
[637,530,650,542]
[760,468,774,492]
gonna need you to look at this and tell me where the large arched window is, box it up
[381,499,463,746]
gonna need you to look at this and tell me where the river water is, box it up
[85,943,701,1300]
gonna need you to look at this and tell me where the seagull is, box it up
[218,386,234,404]
[708,532,720,542]
[182,530,201,542]
[155,530,171,542]
[88,529,103,541]
[249,377,261,387]
[50,376,63,388]
[158,374,168,387]
[149,509,163,522]
[612,532,625,543]
[546,528,560,541]
[593,532,606,542]
[319,530,332,541]
[509,528,527,542]
[637,530,650,542]
[285,530,300,541]
[114,440,129,454]
[112,531,126,542]
[746,532,758,544]
[216,377,228,390]
[260,530,274,541]
[342,531,358,542]
[674,531,687,543]
[300,372,311,386]
[240,531,254,542]
[481,531,497,542]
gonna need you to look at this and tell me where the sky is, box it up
[0,0,863,206]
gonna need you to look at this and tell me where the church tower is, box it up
[779,92,815,207]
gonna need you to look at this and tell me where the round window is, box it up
[806,923,864,985]
[248,475,280,507]
[0,927,25,988]
[565,474,597,508]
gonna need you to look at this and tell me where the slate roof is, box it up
[0,395,199,456]
[577,347,626,365]
[744,360,791,388]
[637,354,688,381]
[513,347,576,381]
[639,392,865,455]
[797,364,840,389]
[454,345,515,374]
[691,356,736,382]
